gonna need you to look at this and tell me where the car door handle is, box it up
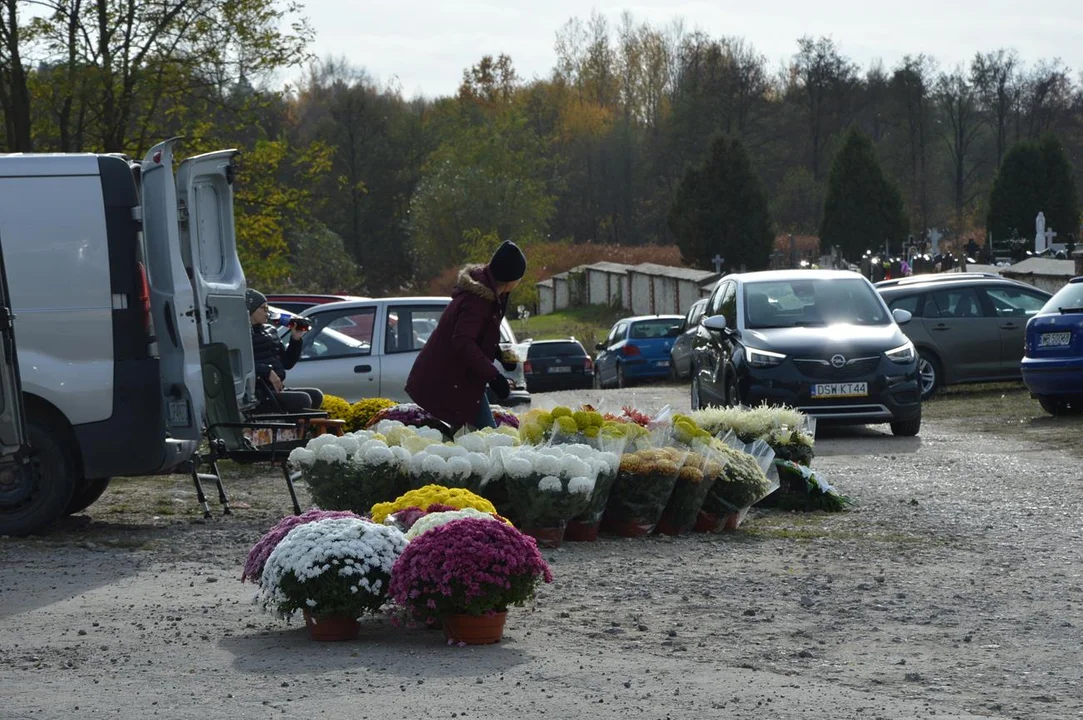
[932,324,950,331]
[1000,323,1018,330]
[354,365,372,373]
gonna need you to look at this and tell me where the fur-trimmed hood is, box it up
[455,264,497,303]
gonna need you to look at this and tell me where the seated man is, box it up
[247,289,324,413]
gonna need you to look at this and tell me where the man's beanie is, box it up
[246,288,267,314]
[488,240,527,282]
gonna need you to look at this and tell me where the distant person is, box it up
[247,289,324,413]
[405,241,526,431]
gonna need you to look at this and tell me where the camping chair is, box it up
[189,343,344,518]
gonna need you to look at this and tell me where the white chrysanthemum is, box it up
[358,439,387,454]
[417,427,444,442]
[486,433,517,448]
[349,429,377,442]
[535,454,563,476]
[444,456,472,480]
[455,433,487,453]
[389,445,412,464]
[315,443,349,464]
[373,419,406,435]
[362,444,395,466]
[333,435,360,455]
[560,456,591,479]
[538,476,563,492]
[568,475,595,495]
[444,445,468,458]
[466,452,489,476]
[561,444,593,459]
[425,443,453,459]
[600,452,620,473]
[404,508,501,541]
[502,455,535,479]
[307,433,341,452]
[402,435,436,455]
[287,447,316,468]
[494,425,521,442]
[421,454,447,475]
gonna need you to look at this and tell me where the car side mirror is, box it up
[702,314,728,332]
[667,325,682,337]
[892,308,913,325]
[595,342,607,351]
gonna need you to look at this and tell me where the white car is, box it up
[276,297,529,405]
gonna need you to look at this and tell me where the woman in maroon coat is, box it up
[406,241,527,430]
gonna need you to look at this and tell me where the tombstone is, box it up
[927,229,942,256]
[1035,212,1047,251]
[712,254,724,273]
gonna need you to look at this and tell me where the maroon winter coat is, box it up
[406,265,506,427]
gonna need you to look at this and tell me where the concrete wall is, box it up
[630,272,652,315]
[554,277,570,311]
[586,269,630,308]
[537,285,554,315]
[1003,273,1072,294]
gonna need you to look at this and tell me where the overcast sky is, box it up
[294,0,1083,98]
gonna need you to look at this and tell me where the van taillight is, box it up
[137,262,153,333]
[584,357,594,370]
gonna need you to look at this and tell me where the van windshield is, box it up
[744,278,889,328]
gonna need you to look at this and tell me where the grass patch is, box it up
[510,304,628,349]
[921,382,1083,457]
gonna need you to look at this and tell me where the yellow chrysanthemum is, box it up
[370,484,498,524]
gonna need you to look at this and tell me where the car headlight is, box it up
[885,341,916,364]
[746,347,786,368]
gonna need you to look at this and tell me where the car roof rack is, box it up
[875,272,1001,288]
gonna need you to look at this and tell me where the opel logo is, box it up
[830,354,847,368]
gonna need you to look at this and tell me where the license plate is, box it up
[655,359,670,367]
[811,382,868,398]
[1039,332,1071,347]
[548,366,571,373]
[168,400,190,426]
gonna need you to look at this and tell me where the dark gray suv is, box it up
[876,274,1051,399]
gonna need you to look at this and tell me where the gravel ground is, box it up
[1,385,1081,720]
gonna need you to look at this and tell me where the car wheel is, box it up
[616,364,626,389]
[890,414,922,437]
[0,415,77,536]
[725,373,740,407]
[691,375,702,411]
[1037,395,1083,416]
[917,351,941,400]
[65,477,112,516]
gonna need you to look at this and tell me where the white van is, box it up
[0,139,253,535]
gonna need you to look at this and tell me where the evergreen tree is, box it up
[668,135,773,272]
[820,126,908,262]
[987,134,1079,249]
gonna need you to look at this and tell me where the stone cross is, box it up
[1044,227,1058,251]
[712,254,724,273]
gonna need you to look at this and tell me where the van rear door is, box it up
[175,150,255,409]
[0,234,31,477]
[139,140,205,438]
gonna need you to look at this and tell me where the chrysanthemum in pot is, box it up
[389,518,553,645]
[257,517,408,641]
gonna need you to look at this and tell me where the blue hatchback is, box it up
[594,315,684,388]
[1021,277,1083,415]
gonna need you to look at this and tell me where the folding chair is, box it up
[188,343,344,518]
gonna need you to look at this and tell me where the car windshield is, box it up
[1042,282,1083,313]
[744,278,889,328]
[629,319,682,339]
[527,342,584,358]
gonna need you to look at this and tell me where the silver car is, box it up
[670,298,708,380]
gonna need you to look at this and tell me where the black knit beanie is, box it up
[488,240,527,282]
[246,288,267,314]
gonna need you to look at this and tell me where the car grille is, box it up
[793,356,880,380]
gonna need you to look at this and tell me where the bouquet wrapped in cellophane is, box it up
[602,429,689,537]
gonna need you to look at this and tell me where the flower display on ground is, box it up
[389,518,553,623]
[366,403,450,436]
[688,404,815,465]
[295,433,410,513]
[370,485,499,525]
[602,445,690,535]
[702,442,777,516]
[773,459,852,512]
[320,394,352,422]
[657,443,728,535]
[242,509,363,584]
[257,517,407,619]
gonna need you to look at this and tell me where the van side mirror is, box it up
[702,315,728,333]
[892,308,913,325]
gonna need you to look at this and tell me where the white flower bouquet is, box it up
[294,433,410,513]
[406,443,490,491]
[256,517,407,620]
[564,437,625,541]
[687,404,816,465]
[494,445,597,542]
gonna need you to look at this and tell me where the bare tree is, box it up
[970,49,1021,165]
[935,67,984,222]
[1019,58,1072,138]
[790,36,858,181]
[891,54,938,234]
[0,0,32,150]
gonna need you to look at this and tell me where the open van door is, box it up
[176,150,256,409]
[0,232,44,535]
[139,139,206,442]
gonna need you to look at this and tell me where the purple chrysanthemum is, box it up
[242,509,363,583]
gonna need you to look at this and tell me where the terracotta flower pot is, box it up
[521,525,565,548]
[443,611,507,645]
[302,610,360,641]
[694,510,721,533]
[601,515,655,537]
[564,520,600,542]
[654,511,687,537]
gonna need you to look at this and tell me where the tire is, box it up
[917,351,941,400]
[65,477,112,516]
[1037,395,1083,416]
[616,364,626,389]
[890,414,922,437]
[725,373,740,407]
[0,416,77,536]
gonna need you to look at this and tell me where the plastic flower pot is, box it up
[302,610,360,642]
[520,524,566,549]
[442,611,507,645]
[563,519,600,542]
